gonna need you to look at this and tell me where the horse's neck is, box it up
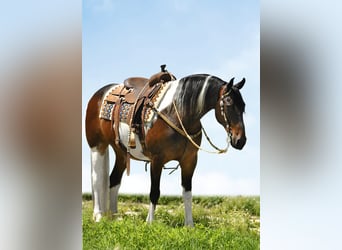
[174,76,221,127]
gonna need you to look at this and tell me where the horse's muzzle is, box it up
[231,135,246,150]
[228,123,246,150]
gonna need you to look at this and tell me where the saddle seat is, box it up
[123,70,176,97]
[123,77,148,89]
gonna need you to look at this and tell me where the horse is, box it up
[85,72,246,226]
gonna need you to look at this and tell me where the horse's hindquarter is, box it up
[85,84,117,150]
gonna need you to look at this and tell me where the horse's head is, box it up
[215,77,247,150]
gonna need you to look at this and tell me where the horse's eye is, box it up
[224,96,233,106]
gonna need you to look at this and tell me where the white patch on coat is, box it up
[119,122,150,161]
[158,80,180,111]
[196,75,212,114]
[91,147,109,221]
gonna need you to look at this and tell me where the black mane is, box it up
[172,74,225,118]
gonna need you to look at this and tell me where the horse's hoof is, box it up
[146,216,153,224]
[185,221,194,227]
[93,212,103,222]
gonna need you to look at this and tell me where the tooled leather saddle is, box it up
[99,65,176,151]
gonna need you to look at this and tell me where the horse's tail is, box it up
[86,84,115,221]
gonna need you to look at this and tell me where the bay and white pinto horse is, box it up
[85,74,246,226]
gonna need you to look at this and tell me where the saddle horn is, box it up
[160,64,167,72]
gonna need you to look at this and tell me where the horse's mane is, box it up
[172,74,225,118]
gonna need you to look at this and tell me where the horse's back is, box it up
[85,84,118,148]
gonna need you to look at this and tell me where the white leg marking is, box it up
[146,202,156,224]
[91,147,109,222]
[183,189,194,227]
[110,184,121,214]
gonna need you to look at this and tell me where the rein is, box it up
[151,106,202,139]
[151,101,230,154]
[172,101,229,154]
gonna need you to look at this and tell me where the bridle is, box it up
[219,88,233,141]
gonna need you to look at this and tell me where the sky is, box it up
[82,0,260,195]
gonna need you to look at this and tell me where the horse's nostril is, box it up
[233,136,246,149]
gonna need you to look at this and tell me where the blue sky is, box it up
[82,0,259,195]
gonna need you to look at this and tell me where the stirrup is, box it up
[128,129,136,148]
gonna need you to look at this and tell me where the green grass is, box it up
[82,194,259,250]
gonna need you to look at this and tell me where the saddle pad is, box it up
[99,82,172,123]
[119,102,132,123]
[99,84,136,122]
[99,101,115,120]
[99,85,121,120]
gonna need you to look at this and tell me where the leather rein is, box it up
[151,89,232,154]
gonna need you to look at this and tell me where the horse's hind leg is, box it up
[91,147,109,222]
[109,149,127,214]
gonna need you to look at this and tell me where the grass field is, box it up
[82,194,259,250]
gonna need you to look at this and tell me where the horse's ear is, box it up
[234,78,245,89]
[226,77,234,89]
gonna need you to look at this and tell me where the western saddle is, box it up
[100,65,176,174]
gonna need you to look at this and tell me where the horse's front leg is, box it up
[146,159,163,224]
[180,154,198,227]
